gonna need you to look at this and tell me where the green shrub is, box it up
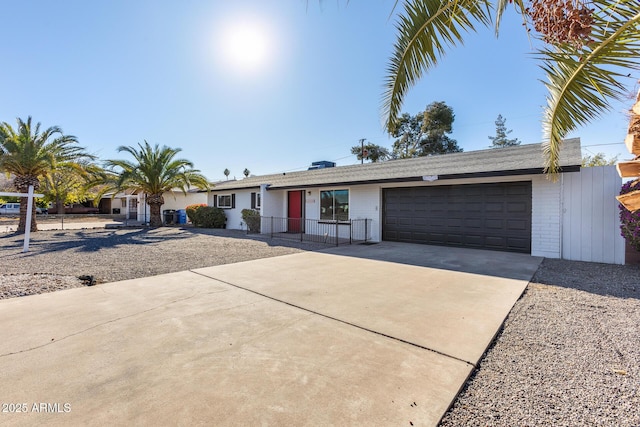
[241,209,261,233]
[186,204,207,224]
[186,204,226,228]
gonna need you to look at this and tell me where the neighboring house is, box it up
[99,188,207,223]
[205,139,626,264]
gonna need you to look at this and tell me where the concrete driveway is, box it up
[0,243,541,426]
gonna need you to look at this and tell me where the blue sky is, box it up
[1,0,634,181]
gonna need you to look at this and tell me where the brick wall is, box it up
[531,175,562,258]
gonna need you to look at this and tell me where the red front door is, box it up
[288,191,303,232]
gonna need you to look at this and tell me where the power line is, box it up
[582,142,625,147]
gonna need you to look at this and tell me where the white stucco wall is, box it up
[349,184,381,242]
[305,189,320,221]
[207,189,259,230]
[160,192,207,211]
[261,187,286,218]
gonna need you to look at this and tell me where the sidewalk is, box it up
[0,218,144,233]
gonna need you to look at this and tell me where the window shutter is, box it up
[213,195,218,207]
[231,194,236,209]
[251,193,256,209]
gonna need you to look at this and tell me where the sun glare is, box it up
[218,19,273,73]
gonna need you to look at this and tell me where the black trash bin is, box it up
[163,209,176,225]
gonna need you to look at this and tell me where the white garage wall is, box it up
[531,175,562,258]
[561,166,624,264]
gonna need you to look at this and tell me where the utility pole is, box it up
[359,138,366,164]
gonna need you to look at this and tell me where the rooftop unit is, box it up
[308,161,336,170]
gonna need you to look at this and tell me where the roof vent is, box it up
[308,161,336,170]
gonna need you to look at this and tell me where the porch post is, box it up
[125,196,130,220]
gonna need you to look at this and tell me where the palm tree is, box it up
[0,116,92,233]
[383,0,640,174]
[102,141,210,227]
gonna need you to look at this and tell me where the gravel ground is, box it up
[440,258,640,427]
[1,227,639,426]
[0,227,321,298]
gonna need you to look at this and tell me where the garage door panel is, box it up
[446,234,464,245]
[427,217,445,228]
[428,232,446,244]
[485,219,504,229]
[484,202,504,212]
[383,182,532,253]
[464,218,483,229]
[507,237,529,251]
[413,232,429,241]
[507,219,527,231]
[413,217,428,226]
[446,218,463,228]
[465,234,485,246]
[398,217,413,226]
[507,202,528,213]
[398,231,413,240]
[465,202,483,213]
[507,184,530,195]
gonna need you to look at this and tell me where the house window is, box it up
[251,192,261,209]
[218,194,233,208]
[320,189,349,221]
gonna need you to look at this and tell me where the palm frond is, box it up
[382,0,492,133]
[105,141,209,199]
[541,0,640,173]
[494,0,527,36]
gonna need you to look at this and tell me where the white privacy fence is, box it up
[561,166,625,265]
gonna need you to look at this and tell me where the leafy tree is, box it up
[391,113,424,159]
[0,116,93,233]
[582,152,618,167]
[382,0,640,174]
[224,168,230,180]
[391,102,462,158]
[489,114,521,148]
[420,101,462,155]
[350,142,390,162]
[243,168,250,178]
[100,141,210,227]
[40,160,103,215]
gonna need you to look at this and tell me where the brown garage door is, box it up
[382,182,532,253]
